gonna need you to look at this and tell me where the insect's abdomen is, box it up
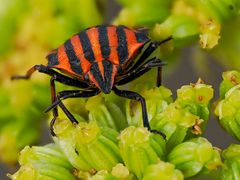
[46,25,149,78]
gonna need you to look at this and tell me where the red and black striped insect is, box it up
[12,25,172,137]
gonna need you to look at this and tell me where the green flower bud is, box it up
[126,86,172,127]
[177,80,214,105]
[219,70,240,98]
[8,144,76,180]
[215,84,240,140]
[221,144,240,179]
[74,163,132,180]
[86,95,128,131]
[111,163,130,179]
[53,119,122,172]
[119,126,166,179]
[222,144,240,159]
[167,137,222,178]
[151,102,202,150]
[142,161,184,180]
[199,19,221,49]
[176,80,214,132]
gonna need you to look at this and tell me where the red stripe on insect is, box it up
[71,35,91,74]
[98,62,105,81]
[124,28,143,60]
[107,26,119,65]
[55,45,75,75]
[86,27,103,62]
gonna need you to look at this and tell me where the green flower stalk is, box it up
[171,0,239,49]
[167,137,222,178]
[8,144,76,180]
[181,0,239,23]
[221,144,240,179]
[150,101,202,150]
[126,86,172,127]
[215,82,240,140]
[145,0,239,50]
[152,15,200,48]
[211,17,240,69]
[86,95,128,131]
[142,161,184,180]
[119,126,166,179]
[53,119,122,172]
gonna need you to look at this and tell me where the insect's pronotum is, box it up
[12,25,172,137]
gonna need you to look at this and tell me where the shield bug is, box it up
[12,25,172,137]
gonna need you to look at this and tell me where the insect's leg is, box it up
[112,86,166,139]
[49,76,80,135]
[11,65,44,80]
[125,37,172,86]
[127,36,172,72]
[116,57,166,86]
[45,89,100,113]
[58,101,79,124]
[49,76,59,136]
[11,64,90,89]
[48,89,99,135]
[156,67,162,87]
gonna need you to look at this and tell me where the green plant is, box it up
[8,74,239,179]
[1,0,240,179]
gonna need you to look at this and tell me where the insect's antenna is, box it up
[157,36,173,46]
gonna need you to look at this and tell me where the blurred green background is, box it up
[0,0,240,179]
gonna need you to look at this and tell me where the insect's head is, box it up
[87,60,118,94]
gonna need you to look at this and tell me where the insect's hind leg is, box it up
[112,86,166,139]
[11,64,91,89]
[11,65,46,80]
[49,76,59,136]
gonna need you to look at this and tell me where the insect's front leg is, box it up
[116,57,166,86]
[46,89,100,135]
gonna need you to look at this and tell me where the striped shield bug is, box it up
[12,25,172,137]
